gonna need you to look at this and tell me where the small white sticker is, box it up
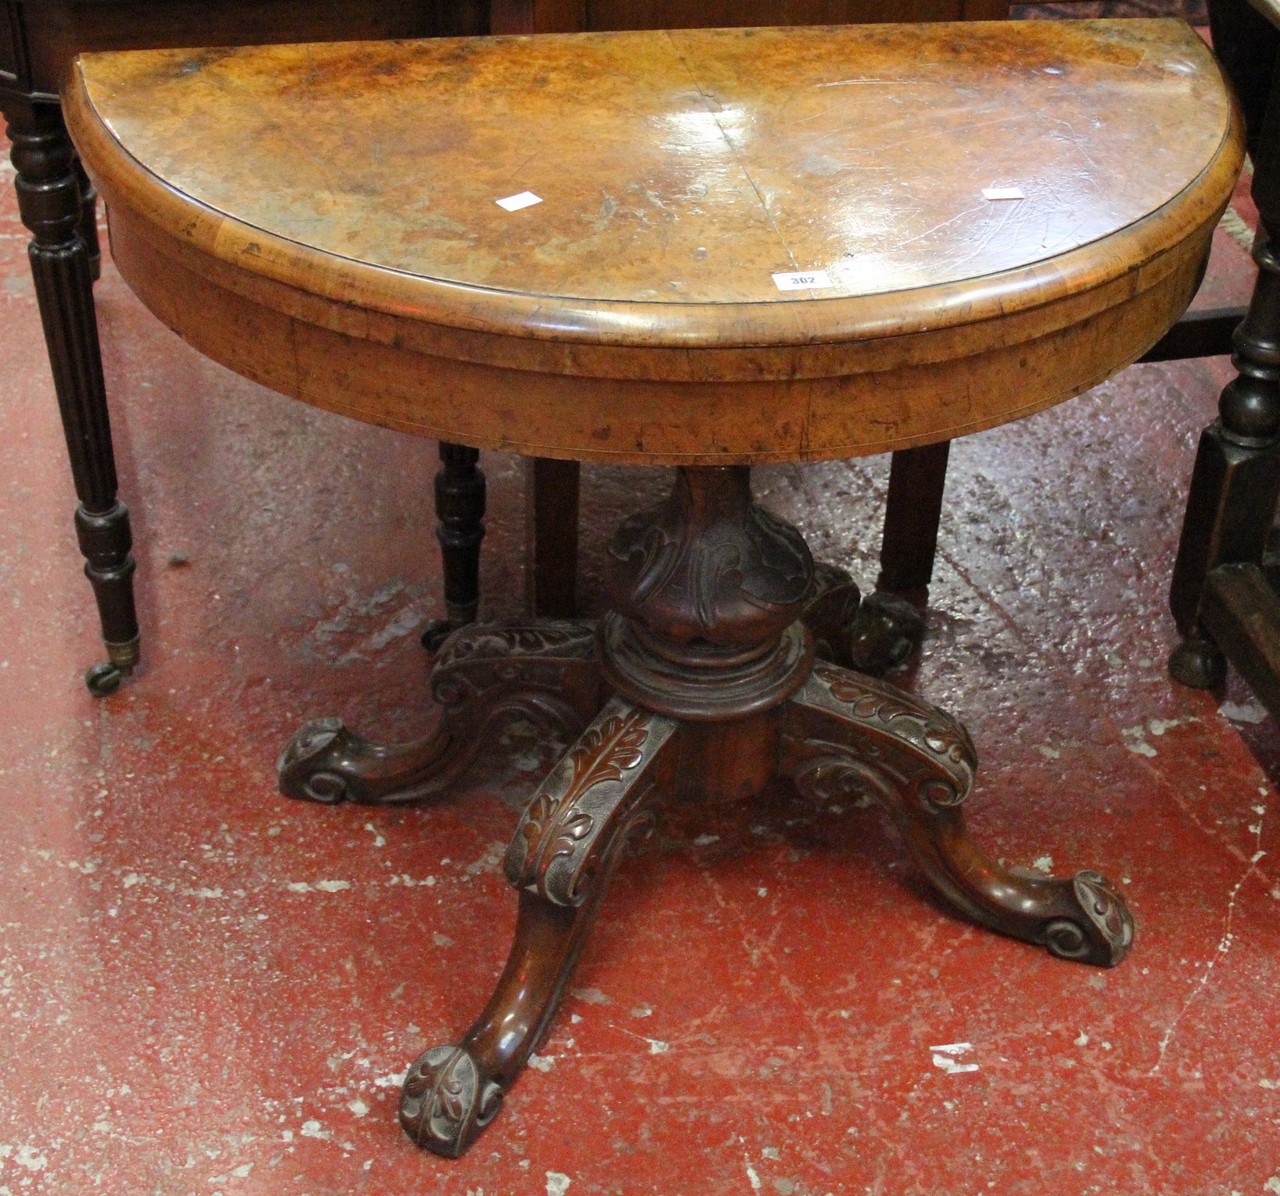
[772,269,834,291]
[982,186,1026,201]
[496,191,543,212]
[930,1042,980,1074]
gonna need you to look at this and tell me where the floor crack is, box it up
[1149,794,1269,1075]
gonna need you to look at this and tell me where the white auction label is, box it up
[496,191,543,212]
[982,186,1026,201]
[772,269,834,291]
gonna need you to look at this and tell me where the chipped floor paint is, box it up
[1,113,1279,1196]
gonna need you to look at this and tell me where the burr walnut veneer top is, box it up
[65,21,1242,462]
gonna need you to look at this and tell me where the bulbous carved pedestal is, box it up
[279,465,1134,1159]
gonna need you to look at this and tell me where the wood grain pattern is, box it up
[64,20,1242,463]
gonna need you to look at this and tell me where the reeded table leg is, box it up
[782,663,1133,966]
[400,697,677,1157]
[3,97,139,694]
[279,620,605,805]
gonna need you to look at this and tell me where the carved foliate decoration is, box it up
[278,620,604,806]
[606,467,813,648]
[782,662,1132,967]
[791,663,976,811]
[400,1045,502,1158]
[505,700,675,906]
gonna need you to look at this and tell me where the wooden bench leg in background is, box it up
[1168,218,1280,693]
[423,450,579,651]
[422,442,487,651]
[4,97,139,695]
[877,440,951,593]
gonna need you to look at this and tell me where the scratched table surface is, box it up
[66,20,1240,461]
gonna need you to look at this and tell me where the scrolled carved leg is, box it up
[803,563,924,676]
[400,697,678,1156]
[781,663,1133,966]
[279,620,605,805]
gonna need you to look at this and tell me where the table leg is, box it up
[279,620,605,805]
[3,96,139,695]
[782,664,1133,966]
[526,456,580,619]
[73,156,101,283]
[421,442,486,651]
[1169,218,1280,689]
[879,441,950,593]
[399,696,677,1157]
[383,464,1132,1157]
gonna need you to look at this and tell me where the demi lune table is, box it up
[65,20,1241,1157]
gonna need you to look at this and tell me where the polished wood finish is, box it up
[489,0,1012,33]
[487,0,1024,629]
[67,19,1238,1157]
[68,22,1238,463]
[3,0,990,694]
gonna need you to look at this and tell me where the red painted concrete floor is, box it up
[2,117,1279,1196]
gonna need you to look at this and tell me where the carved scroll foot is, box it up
[278,620,605,805]
[401,697,678,1156]
[803,564,924,676]
[782,663,1133,966]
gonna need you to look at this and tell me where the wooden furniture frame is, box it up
[67,19,1239,1156]
[0,0,981,697]
[1168,0,1280,716]
[0,0,497,694]
[6,0,1265,712]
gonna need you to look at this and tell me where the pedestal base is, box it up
[278,466,1133,1158]
[280,617,1133,1157]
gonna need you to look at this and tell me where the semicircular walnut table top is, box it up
[65,18,1241,464]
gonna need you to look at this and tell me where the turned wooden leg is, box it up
[4,97,139,694]
[399,697,677,1157]
[781,662,1134,966]
[1169,218,1280,690]
[421,442,486,651]
[279,620,606,805]
[73,155,101,283]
